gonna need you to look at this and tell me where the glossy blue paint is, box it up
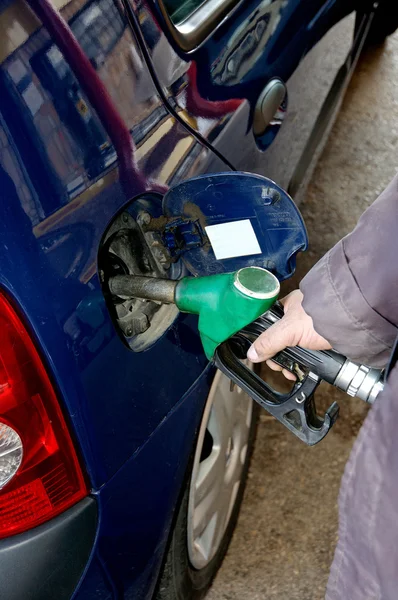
[162,172,308,280]
[0,0,372,597]
[0,0,221,488]
[136,0,358,188]
[87,366,215,600]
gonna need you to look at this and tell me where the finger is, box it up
[247,318,296,363]
[266,359,296,380]
[282,368,297,381]
[265,360,283,372]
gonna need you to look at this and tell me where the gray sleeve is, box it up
[300,174,398,367]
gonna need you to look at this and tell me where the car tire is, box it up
[361,2,398,46]
[156,369,259,600]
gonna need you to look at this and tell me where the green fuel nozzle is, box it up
[175,267,280,358]
[108,267,280,359]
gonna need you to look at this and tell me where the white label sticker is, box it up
[205,219,262,260]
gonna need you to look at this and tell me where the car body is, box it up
[0,0,385,598]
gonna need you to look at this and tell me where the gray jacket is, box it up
[300,174,398,600]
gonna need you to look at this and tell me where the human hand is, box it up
[246,289,332,380]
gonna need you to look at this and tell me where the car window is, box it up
[162,0,206,24]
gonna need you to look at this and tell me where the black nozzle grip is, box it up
[247,307,347,384]
[214,342,339,446]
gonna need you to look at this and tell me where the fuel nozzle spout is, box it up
[109,275,177,304]
[108,267,280,359]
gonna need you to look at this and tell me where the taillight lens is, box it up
[0,292,87,538]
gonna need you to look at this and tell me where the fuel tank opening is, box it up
[98,205,180,352]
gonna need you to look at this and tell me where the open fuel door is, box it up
[161,172,307,280]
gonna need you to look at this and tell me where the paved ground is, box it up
[208,32,398,600]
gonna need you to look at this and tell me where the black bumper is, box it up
[0,497,97,600]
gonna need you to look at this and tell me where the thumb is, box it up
[247,317,297,363]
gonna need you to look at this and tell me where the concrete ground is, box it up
[208,32,398,600]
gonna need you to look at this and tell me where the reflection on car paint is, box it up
[0,0,208,288]
[137,0,355,188]
[0,0,220,485]
[132,1,245,131]
[211,0,286,86]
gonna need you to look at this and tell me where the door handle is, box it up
[253,78,287,136]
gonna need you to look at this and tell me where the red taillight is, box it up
[0,292,87,538]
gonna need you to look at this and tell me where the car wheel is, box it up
[156,368,259,600]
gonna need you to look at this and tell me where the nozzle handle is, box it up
[245,304,345,384]
[214,340,339,446]
[243,305,383,403]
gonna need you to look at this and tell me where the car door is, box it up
[126,0,366,192]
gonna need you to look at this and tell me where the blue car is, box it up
[0,1,396,598]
